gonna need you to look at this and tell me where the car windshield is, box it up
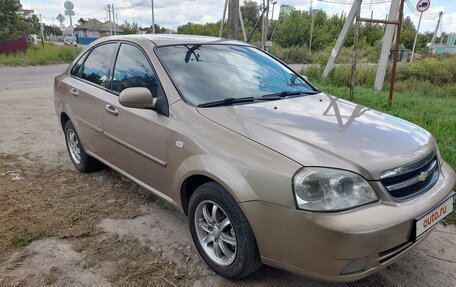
[155,44,317,106]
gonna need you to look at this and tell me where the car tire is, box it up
[188,182,262,279]
[64,120,103,173]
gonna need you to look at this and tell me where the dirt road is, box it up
[1,64,455,286]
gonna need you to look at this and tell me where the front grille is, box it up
[380,152,439,200]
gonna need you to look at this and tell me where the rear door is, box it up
[62,42,117,156]
[100,42,169,193]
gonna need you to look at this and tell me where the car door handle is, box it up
[105,104,119,116]
[70,88,79,96]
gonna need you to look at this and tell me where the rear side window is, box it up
[81,43,117,86]
[112,44,159,95]
[70,53,86,76]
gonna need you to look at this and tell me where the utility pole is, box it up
[410,12,423,63]
[151,0,155,34]
[309,6,315,52]
[323,2,358,77]
[39,14,45,48]
[265,1,270,44]
[270,1,277,21]
[247,4,267,43]
[349,0,362,101]
[239,4,247,41]
[261,1,270,49]
[261,0,265,49]
[220,0,246,41]
[219,0,228,37]
[112,4,116,35]
[228,0,240,40]
[388,0,405,106]
[107,4,112,35]
[430,11,443,50]
[374,0,400,91]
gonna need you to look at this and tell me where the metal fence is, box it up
[0,37,28,54]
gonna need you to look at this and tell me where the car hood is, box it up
[197,93,435,180]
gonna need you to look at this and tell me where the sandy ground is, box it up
[0,64,456,287]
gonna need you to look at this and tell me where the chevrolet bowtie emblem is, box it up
[419,171,429,182]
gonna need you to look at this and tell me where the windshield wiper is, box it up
[261,90,319,100]
[197,97,255,108]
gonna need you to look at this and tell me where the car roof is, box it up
[98,34,250,47]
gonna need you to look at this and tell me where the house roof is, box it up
[75,19,123,32]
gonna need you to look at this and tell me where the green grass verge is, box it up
[0,42,81,66]
[314,82,456,224]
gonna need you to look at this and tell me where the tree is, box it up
[29,14,41,35]
[177,22,220,36]
[0,0,30,41]
[274,10,310,48]
[78,18,87,25]
[400,16,416,49]
[44,25,62,36]
[122,21,139,34]
[273,10,345,50]
[240,0,259,27]
[142,24,167,34]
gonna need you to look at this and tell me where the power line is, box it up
[316,0,391,4]
[78,0,150,17]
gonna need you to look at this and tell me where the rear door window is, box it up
[81,43,117,87]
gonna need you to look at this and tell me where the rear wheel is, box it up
[64,121,102,172]
[188,182,262,279]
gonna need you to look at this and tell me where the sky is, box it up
[20,0,456,35]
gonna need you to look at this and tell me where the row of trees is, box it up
[175,0,443,53]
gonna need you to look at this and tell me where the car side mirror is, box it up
[300,74,308,81]
[119,87,156,109]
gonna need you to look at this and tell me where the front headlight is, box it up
[292,168,378,211]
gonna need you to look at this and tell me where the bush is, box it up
[301,65,323,82]
[301,56,456,97]
[269,44,313,64]
[302,65,379,87]
[397,57,456,85]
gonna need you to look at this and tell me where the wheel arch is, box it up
[175,155,259,215]
[60,112,70,131]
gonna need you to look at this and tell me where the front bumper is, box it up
[241,161,456,282]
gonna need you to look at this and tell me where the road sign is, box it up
[416,0,430,13]
[64,1,74,11]
[65,10,75,16]
[56,13,65,23]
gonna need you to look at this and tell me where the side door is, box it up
[100,42,169,194]
[62,42,117,156]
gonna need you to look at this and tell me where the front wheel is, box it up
[188,182,262,279]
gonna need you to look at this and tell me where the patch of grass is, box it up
[0,225,13,234]
[10,231,43,247]
[0,42,81,66]
[444,211,456,226]
[312,82,456,224]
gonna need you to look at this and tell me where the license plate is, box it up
[415,194,454,238]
